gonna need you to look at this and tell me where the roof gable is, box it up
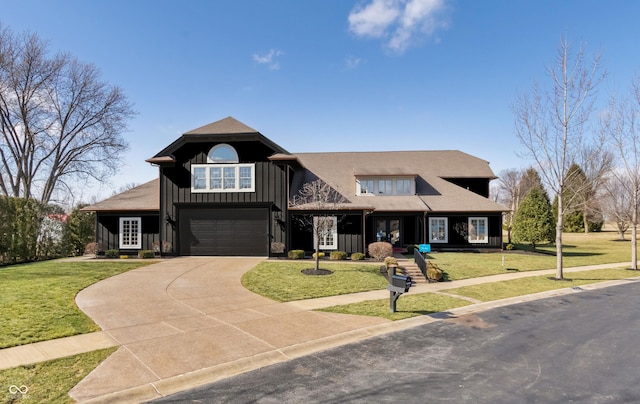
[184,116,259,135]
[149,116,288,162]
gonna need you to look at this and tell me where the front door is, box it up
[375,218,401,247]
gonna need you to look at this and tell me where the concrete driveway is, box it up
[70,257,389,403]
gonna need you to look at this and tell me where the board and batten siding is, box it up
[95,213,159,253]
[160,160,288,256]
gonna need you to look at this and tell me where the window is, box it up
[191,163,255,192]
[429,217,448,243]
[469,217,488,243]
[314,216,338,250]
[360,179,375,194]
[193,167,206,190]
[356,176,415,196]
[119,217,141,249]
[378,180,392,194]
[396,179,412,195]
[208,144,239,163]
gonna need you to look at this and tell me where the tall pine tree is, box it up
[512,187,555,251]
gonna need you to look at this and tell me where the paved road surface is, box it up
[149,281,640,403]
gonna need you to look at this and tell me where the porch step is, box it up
[392,256,427,283]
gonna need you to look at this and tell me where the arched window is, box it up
[207,144,238,163]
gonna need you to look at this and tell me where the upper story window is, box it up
[356,176,415,196]
[191,144,255,193]
[208,143,239,163]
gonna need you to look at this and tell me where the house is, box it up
[83,116,507,257]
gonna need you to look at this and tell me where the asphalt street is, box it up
[149,281,640,404]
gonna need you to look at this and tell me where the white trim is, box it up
[191,163,255,193]
[313,216,338,250]
[429,217,448,243]
[468,217,488,243]
[119,217,141,249]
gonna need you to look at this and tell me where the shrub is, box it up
[271,242,285,254]
[312,251,325,259]
[329,251,347,260]
[505,243,514,250]
[384,256,398,270]
[406,244,418,254]
[84,242,105,256]
[350,252,366,261]
[138,250,155,259]
[105,249,119,259]
[288,249,305,259]
[427,262,443,282]
[152,241,173,254]
[368,242,393,261]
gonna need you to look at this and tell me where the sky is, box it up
[3,0,640,204]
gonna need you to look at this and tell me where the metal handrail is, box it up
[414,248,427,278]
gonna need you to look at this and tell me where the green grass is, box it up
[241,261,387,301]
[319,293,472,320]
[0,260,155,349]
[424,231,636,280]
[0,347,117,404]
[444,267,640,302]
[319,267,640,321]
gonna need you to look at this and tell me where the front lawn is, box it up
[320,267,640,321]
[0,260,155,349]
[0,347,116,403]
[241,261,387,301]
[444,267,639,302]
[425,231,636,280]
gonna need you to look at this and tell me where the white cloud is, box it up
[345,55,364,69]
[253,49,284,70]
[348,0,449,54]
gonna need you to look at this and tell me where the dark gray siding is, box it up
[159,144,288,256]
[95,212,160,253]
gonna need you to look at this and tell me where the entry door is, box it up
[375,218,401,247]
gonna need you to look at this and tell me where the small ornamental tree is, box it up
[291,179,348,272]
[512,187,555,251]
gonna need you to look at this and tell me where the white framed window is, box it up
[191,163,255,192]
[429,217,448,243]
[208,143,239,163]
[356,176,415,196]
[468,217,488,243]
[119,217,141,249]
[313,216,338,250]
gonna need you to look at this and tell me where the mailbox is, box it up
[391,274,412,292]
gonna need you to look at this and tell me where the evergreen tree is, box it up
[62,205,96,256]
[512,187,555,251]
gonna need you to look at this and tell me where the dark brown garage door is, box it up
[178,208,269,256]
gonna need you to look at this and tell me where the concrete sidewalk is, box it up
[0,258,637,403]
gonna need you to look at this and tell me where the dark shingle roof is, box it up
[184,116,259,135]
[289,151,506,213]
[81,179,159,212]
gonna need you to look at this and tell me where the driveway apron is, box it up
[69,257,388,402]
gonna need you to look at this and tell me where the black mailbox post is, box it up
[386,264,412,312]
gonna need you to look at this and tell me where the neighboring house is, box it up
[83,116,507,257]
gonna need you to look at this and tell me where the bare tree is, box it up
[601,81,640,269]
[513,38,608,279]
[497,169,522,244]
[291,179,348,272]
[599,173,632,241]
[0,24,135,204]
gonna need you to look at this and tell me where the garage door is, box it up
[178,208,269,256]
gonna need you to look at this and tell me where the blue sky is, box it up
[3,0,640,202]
